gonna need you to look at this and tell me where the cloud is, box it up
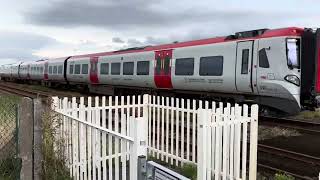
[24,0,294,31]
[112,37,125,43]
[24,0,167,28]
[0,31,57,64]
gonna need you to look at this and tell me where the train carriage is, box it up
[46,58,67,84]
[18,62,31,80]
[29,60,46,81]
[66,57,90,84]
[2,27,320,115]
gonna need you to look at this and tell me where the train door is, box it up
[90,56,99,84]
[154,50,173,89]
[236,41,253,93]
[44,62,48,80]
[27,64,31,79]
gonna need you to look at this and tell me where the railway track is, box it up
[260,115,320,134]
[1,82,320,178]
[259,116,320,179]
[258,144,320,179]
[0,83,49,98]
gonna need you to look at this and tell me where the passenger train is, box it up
[1,27,320,115]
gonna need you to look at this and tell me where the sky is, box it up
[0,0,320,65]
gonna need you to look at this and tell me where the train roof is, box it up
[70,27,304,59]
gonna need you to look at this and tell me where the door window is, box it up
[259,48,270,68]
[163,56,170,74]
[91,62,97,73]
[241,49,249,74]
[156,57,161,75]
[69,65,74,74]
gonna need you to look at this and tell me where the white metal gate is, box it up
[52,95,148,180]
[52,95,258,180]
[197,103,258,180]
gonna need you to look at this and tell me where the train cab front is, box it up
[301,28,320,109]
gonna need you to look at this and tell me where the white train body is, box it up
[2,27,320,114]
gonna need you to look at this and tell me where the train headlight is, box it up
[284,75,300,86]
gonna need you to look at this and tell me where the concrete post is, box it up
[33,98,45,180]
[18,98,33,180]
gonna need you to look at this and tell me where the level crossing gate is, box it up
[52,94,258,180]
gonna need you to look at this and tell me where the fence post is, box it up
[33,98,46,180]
[197,109,209,180]
[130,116,148,180]
[19,98,33,180]
[51,97,59,110]
[143,94,149,147]
[249,105,259,180]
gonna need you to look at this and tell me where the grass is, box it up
[0,157,21,180]
[0,95,20,123]
[0,96,21,180]
[274,172,295,180]
[295,110,320,120]
[147,155,197,180]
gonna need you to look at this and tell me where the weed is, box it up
[41,105,71,180]
[275,172,295,180]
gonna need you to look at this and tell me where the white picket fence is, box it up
[52,94,258,180]
[197,103,258,180]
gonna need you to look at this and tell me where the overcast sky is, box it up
[0,0,319,65]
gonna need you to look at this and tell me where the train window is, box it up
[287,39,300,69]
[241,49,249,74]
[259,48,270,68]
[49,66,52,74]
[40,67,43,73]
[199,56,223,76]
[69,65,74,74]
[58,65,63,74]
[53,66,57,74]
[137,61,149,75]
[175,58,194,76]
[100,63,109,75]
[111,63,121,75]
[123,62,134,75]
[75,64,81,74]
[82,64,88,74]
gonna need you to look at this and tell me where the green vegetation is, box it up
[296,110,320,119]
[0,95,21,180]
[147,155,197,180]
[0,95,20,123]
[274,172,295,180]
[0,157,21,180]
[42,108,71,180]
